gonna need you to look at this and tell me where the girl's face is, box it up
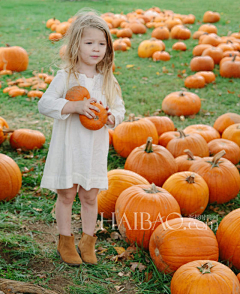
[78,27,107,69]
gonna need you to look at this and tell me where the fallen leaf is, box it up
[110,231,122,240]
[130,262,147,272]
[114,247,125,255]
[144,271,153,282]
[156,72,160,75]
[33,208,42,212]
[126,64,134,68]
[180,115,185,121]
[114,286,125,292]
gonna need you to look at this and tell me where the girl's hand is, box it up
[98,101,115,127]
[75,97,100,119]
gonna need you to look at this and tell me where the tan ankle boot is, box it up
[57,234,82,266]
[77,232,98,264]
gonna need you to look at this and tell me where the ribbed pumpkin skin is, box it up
[144,116,175,136]
[124,143,177,187]
[0,46,28,72]
[97,169,149,220]
[171,260,240,294]
[10,129,46,151]
[79,103,108,130]
[175,154,202,172]
[0,117,9,144]
[149,218,219,274]
[166,132,209,158]
[216,208,240,269]
[0,154,22,201]
[65,85,90,101]
[162,172,209,216]
[113,119,158,158]
[183,124,220,143]
[162,91,201,116]
[213,112,240,134]
[208,138,240,165]
[115,184,181,250]
[189,156,240,204]
[158,131,180,147]
[222,123,240,147]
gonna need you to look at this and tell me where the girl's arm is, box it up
[38,70,70,120]
[107,95,125,129]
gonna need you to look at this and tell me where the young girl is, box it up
[38,10,125,266]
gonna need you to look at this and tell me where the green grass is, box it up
[1,0,240,293]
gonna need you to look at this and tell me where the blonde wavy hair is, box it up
[60,9,122,108]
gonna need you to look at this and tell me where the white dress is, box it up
[38,70,125,192]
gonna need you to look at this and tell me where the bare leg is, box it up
[78,187,99,236]
[56,184,78,236]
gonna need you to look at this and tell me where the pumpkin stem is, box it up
[184,149,195,160]
[197,262,214,274]
[186,173,195,184]
[144,137,153,153]
[143,183,159,194]
[237,124,240,129]
[128,113,136,122]
[2,127,14,134]
[232,55,237,62]
[211,150,226,167]
[178,130,187,138]
[179,91,185,97]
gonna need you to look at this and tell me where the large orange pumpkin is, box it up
[10,129,46,151]
[190,56,214,71]
[0,45,28,72]
[115,183,181,250]
[124,137,177,187]
[189,150,240,204]
[0,153,22,201]
[166,130,209,158]
[183,124,220,143]
[162,171,209,216]
[171,260,240,294]
[112,114,158,158]
[216,208,240,270]
[222,123,240,147]
[97,169,149,220]
[213,112,240,134]
[208,138,240,165]
[144,116,175,136]
[162,91,201,117]
[149,217,219,274]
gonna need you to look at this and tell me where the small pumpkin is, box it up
[162,171,209,216]
[79,102,108,131]
[184,74,205,88]
[116,28,133,38]
[56,22,70,35]
[172,41,187,51]
[202,46,223,64]
[162,91,201,117]
[203,11,221,23]
[171,260,240,294]
[199,33,222,46]
[149,217,219,274]
[198,24,217,34]
[65,86,90,101]
[49,32,63,42]
[195,71,215,83]
[192,44,211,56]
[27,90,43,99]
[152,51,170,61]
[138,38,165,58]
[115,183,181,250]
[113,39,127,51]
[158,131,180,147]
[0,153,22,201]
[10,129,46,151]
[189,150,240,204]
[8,88,27,97]
[128,22,147,34]
[151,26,170,40]
[171,25,191,40]
[190,56,214,71]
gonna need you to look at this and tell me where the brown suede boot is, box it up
[57,234,82,266]
[77,232,98,264]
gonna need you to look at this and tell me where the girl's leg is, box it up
[56,184,78,236]
[55,184,82,266]
[78,186,99,236]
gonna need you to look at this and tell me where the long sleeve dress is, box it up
[38,69,125,192]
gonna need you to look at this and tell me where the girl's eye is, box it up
[100,43,106,46]
[86,42,92,44]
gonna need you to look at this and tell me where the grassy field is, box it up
[0,0,240,293]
